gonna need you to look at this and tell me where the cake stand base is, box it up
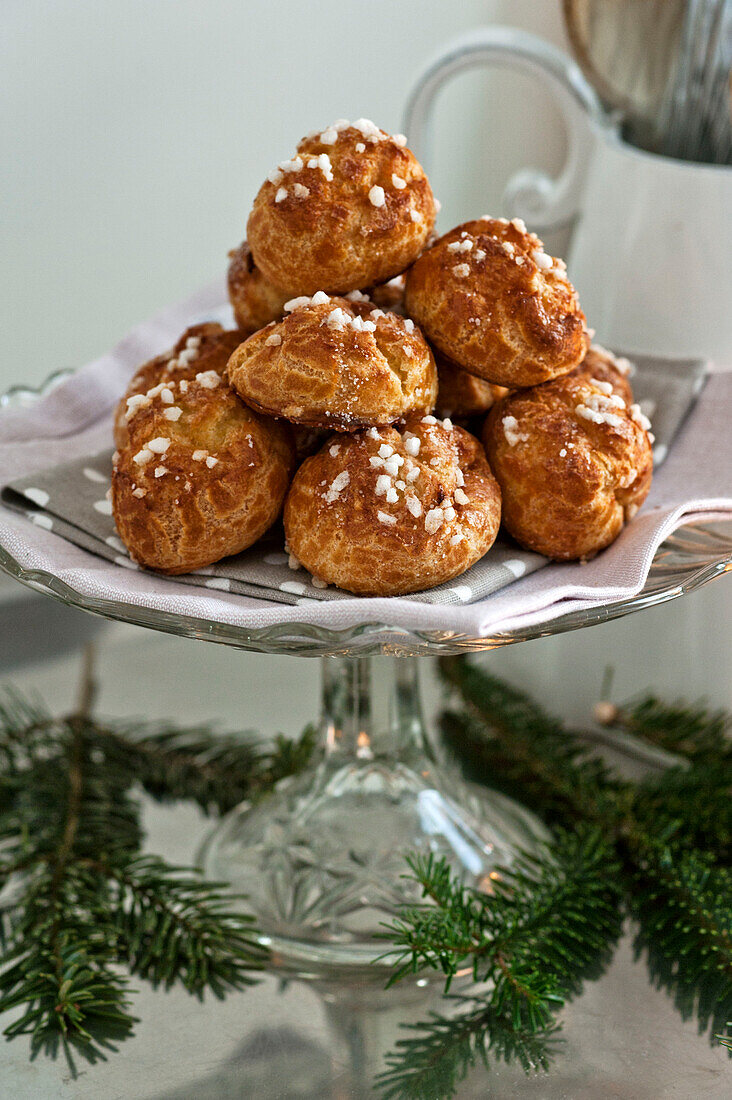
[200,656,548,979]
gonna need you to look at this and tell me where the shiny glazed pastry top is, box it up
[404,216,589,388]
[483,370,653,561]
[226,292,437,430]
[247,119,435,295]
[284,414,501,595]
[113,324,245,451]
[112,366,294,574]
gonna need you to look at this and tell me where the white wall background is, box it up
[1,0,568,390]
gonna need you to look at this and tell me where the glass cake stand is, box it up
[2,372,732,982]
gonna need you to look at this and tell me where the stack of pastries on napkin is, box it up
[111,119,654,596]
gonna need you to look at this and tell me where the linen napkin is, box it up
[0,280,729,639]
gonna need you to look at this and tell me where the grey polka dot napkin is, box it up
[0,450,547,606]
[0,353,706,607]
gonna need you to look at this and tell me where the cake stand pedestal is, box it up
[199,654,548,978]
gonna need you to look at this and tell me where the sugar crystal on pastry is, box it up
[502,416,529,447]
[571,344,636,407]
[112,333,295,575]
[284,416,501,596]
[114,325,246,450]
[227,295,437,431]
[405,217,589,388]
[247,121,436,294]
[483,371,653,562]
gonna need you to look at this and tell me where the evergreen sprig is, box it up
[629,847,732,1038]
[433,656,732,1051]
[0,656,314,1065]
[375,998,559,1099]
[438,658,621,826]
[598,695,732,859]
[384,827,623,1028]
[612,694,731,766]
[90,719,317,815]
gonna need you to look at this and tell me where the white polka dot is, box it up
[279,581,306,595]
[296,597,318,605]
[115,556,139,570]
[25,487,49,507]
[83,467,108,484]
[449,585,472,602]
[263,552,289,565]
[503,559,527,578]
[653,444,667,464]
[30,513,53,530]
[105,535,127,553]
[93,499,113,515]
[205,577,230,591]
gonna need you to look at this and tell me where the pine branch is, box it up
[601,694,732,860]
[0,664,308,1065]
[0,720,143,876]
[628,843,732,1046]
[0,864,134,1064]
[438,658,620,827]
[383,827,623,1031]
[375,998,559,1099]
[85,720,317,816]
[0,704,147,1060]
[436,656,732,1051]
[106,856,266,995]
[631,761,732,862]
[608,695,731,767]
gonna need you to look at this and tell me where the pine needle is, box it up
[0,670,306,1065]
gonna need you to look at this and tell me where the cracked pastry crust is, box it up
[227,240,291,335]
[113,324,245,451]
[247,119,435,295]
[284,414,501,595]
[404,217,589,388]
[112,369,294,574]
[434,349,509,418]
[482,372,653,561]
[571,344,634,405]
[226,293,437,431]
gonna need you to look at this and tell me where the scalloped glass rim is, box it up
[1,370,731,656]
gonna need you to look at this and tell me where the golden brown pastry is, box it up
[227,240,290,335]
[226,293,437,431]
[404,217,589,388]
[113,325,244,450]
[434,350,509,418]
[483,372,653,561]
[247,119,435,295]
[571,344,634,405]
[284,414,501,595]
[112,369,294,574]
